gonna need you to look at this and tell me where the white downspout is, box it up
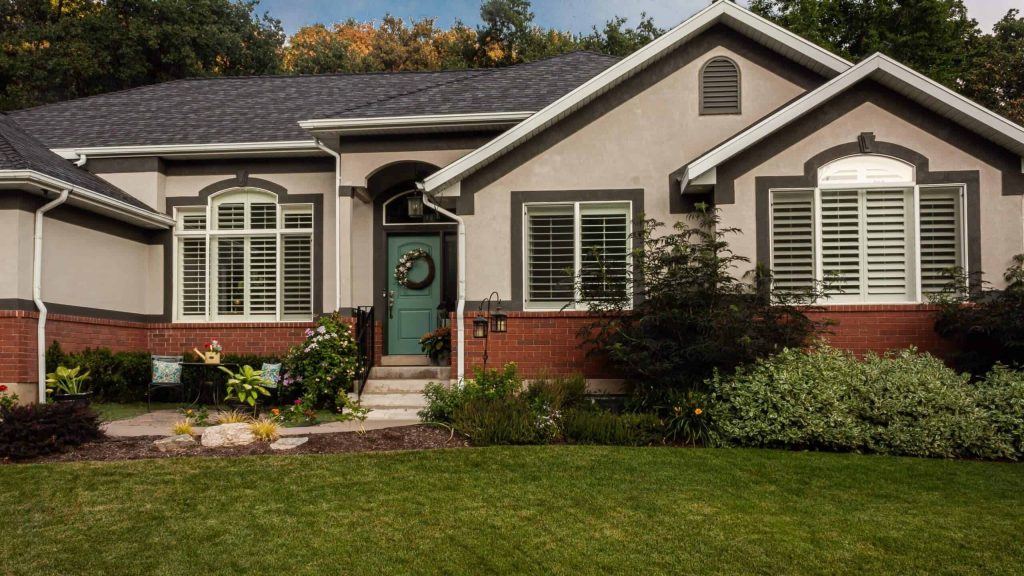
[34,189,70,403]
[420,187,466,385]
[74,154,87,167]
[314,139,343,312]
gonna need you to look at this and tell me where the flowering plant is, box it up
[206,340,223,353]
[282,396,319,425]
[0,384,19,412]
[282,312,363,408]
[419,326,451,364]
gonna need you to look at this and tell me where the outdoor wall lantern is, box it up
[406,191,424,218]
[472,315,489,339]
[475,291,508,369]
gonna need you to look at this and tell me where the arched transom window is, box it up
[174,188,314,321]
[769,154,965,303]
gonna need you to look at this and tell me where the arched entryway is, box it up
[368,161,458,356]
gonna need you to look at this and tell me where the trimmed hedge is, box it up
[709,346,1024,460]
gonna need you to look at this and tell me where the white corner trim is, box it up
[684,53,1024,185]
[298,112,535,134]
[0,169,174,228]
[422,1,852,194]
[52,140,323,160]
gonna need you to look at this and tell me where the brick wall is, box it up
[807,304,954,359]
[147,322,313,357]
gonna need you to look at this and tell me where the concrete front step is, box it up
[360,393,429,409]
[361,379,435,394]
[380,355,431,366]
[368,366,449,380]
[364,407,423,421]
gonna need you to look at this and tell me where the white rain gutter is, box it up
[74,154,87,167]
[419,186,466,385]
[34,189,70,403]
[314,139,343,312]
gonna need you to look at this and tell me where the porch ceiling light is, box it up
[407,192,424,218]
[473,315,489,338]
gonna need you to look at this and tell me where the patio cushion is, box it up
[152,360,182,384]
[261,363,282,387]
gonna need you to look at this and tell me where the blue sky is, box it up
[255,0,1021,37]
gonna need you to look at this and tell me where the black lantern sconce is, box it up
[474,291,508,369]
[406,191,424,219]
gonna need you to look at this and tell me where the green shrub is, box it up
[561,409,662,446]
[710,346,1020,459]
[419,382,466,423]
[0,401,103,460]
[975,365,1024,459]
[418,362,523,424]
[452,396,554,446]
[282,313,363,408]
[524,374,587,412]
[46,343,150,402]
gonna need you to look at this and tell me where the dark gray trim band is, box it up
[753,138,982,289]
[86,157,164,175]
[0,298,164,323]
[339,132,496,155]
[164,177,324,322]
[164,157,333,177]
[0,190,162,244]
[509,189,645,311]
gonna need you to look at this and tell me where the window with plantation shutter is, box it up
[174,188,314,321]
[768,156,965,304]
[770,190,815,292]
[919,187,962,294]
[700,57,740,115]
[525,202,632,309]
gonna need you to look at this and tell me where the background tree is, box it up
[960,10,1024,125]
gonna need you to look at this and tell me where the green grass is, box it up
[2,447,1021,575]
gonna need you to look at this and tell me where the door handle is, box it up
[383,290,395,319]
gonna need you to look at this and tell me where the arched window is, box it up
[174,188,314,321]
[700,56,741,115]
[769,154,965,303]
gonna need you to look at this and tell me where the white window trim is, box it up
[768,183,967,305]
[522,200,633,311]
[172,189,314,323]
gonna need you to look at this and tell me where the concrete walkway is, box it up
[102,410,419,437]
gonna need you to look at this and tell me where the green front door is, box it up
[387,234,442,355]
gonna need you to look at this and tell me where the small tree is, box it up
[576,204,825,408]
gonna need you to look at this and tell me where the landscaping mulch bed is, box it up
[7,425,468,464]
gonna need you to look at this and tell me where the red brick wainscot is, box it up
[449,311,614,379]
[806,304,955,359]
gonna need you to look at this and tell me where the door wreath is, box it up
[394,248,435,290]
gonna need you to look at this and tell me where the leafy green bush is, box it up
[46,343,150,402]
[418,362,523,424]
[0,401,103,460]
[975,365,1024,459]
[561,409,662,446]
[710,346,1021,459]
[282,313,363,408]
[576,205,824,409]
[524,374,587,412]
[452,396,555,446]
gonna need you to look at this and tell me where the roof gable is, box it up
[422,1,853,194]
[682,53,1024,188]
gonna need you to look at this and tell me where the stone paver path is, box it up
[102,410,418,437]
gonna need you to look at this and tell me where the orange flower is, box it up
[271,408,281,416]
[694,408,703,415]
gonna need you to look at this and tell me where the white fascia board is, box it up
[685,53,1024,184]
[422,2,852,194]
[0,169,174,228]
[298,111,535,134]
[53,140,322,160]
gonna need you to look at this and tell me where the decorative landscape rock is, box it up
[201,423,256,448]
[154,434,196,452]
[270,437,309,451]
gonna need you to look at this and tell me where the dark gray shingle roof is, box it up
[0,114,153,211]
[9,52,620,148]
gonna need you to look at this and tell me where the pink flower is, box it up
[294,398,303,405]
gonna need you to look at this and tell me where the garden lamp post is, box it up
[473,291,507,370]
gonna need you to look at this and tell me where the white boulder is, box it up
[201,423,256,448]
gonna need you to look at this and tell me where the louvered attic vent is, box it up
[700,57,740,115]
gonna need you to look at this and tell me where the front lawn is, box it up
[2,447,1021,575]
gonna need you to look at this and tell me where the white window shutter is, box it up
[249,236,277,315]
[180,238,207,316]
[864,190,910,298]
[820,190,862,297]
[579,210,629,299]
[282,235,313,316]
[250,203,277,230]
[217,203,245,229]
[216,238,245,316]
[770,190,815,292]
[919,188,962,294]
[527,210,576,303]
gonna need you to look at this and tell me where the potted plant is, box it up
[218,365,271,416]
[193,339,223,364]
[419,326,451,366]
[45,365,92,405]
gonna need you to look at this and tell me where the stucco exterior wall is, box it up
[457,28,820,302]
[723,95,1024,288]
[0,208,34,301]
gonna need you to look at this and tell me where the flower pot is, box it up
[51,391,93,407]
[430,352,450,366]
[203,351,221,365]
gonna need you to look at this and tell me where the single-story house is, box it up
[3,2,1024,402]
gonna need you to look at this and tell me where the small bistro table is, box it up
[181,362,239,406]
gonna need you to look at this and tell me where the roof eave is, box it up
[298,111,535,136]
[0,170,174,229]
[52,140,324,160]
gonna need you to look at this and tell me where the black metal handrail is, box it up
[354,306,375,399]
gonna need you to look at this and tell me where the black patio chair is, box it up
[148,355,184,411]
